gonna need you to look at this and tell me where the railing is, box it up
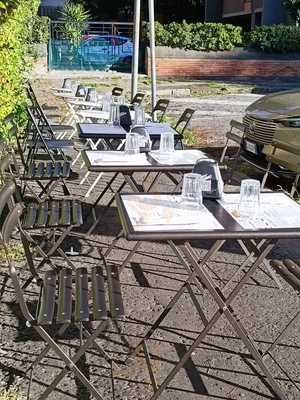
[50,20,134,40]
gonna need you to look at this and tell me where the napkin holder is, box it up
[193,159,223,199]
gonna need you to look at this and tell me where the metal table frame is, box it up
[115,192,300,400]
[82,150,203,234]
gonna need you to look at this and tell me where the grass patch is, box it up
[191,82,256,97]
[0,243,24,263]
[0,388,24,400]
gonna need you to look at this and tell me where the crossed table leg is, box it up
[124,238,288,400]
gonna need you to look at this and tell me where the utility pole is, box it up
[148,0,157,116]
[131,0,141,100]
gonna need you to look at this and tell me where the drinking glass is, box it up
[159,131,175,153]
[239,179,261,217]
[125,132,140,155]
[133,105,146,126]
[102,94,112,112]
[109,103,120,126]
[181,173,203,206]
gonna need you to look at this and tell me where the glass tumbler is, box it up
[109,103,120,126]
[159,131,175,153]
[239,179,261,217]
[181,173,203,206]
[125,132,140,155]
[133,105,146,126]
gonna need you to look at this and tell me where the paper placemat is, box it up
[148,150,207,166]
[123,194,224,232]
[218,192,300,230]
[86,151,151,166]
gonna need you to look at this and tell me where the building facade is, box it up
[205,0,288,28]
[39,0,65,19]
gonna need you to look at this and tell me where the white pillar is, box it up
[131,0,141,100]
[148,0,157,114]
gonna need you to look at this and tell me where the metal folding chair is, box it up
[260,258,300,392]
[130,92,145,108]
[220,119,244,163]
[262,139,300,197]
[173,108,195,149]
[151,99,170,122]
[1,192,124,400]
[0,179,83,274]
[27,85,75,139]
[111,87,123,97]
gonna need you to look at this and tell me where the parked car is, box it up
[240,89,300,169]
[77,34,133,64]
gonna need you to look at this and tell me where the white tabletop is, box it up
[218,192,300,230]
[85,151,152,167]
[122,194,224,232]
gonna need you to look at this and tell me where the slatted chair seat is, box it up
[47,124,75,133]
[22,199,83,229]
[1,196,125,399]
[27,139,74,149]
[37,265,124,326]
[23,161,71,180]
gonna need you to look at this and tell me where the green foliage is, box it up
[0,0,40,140]
[30,15,50,44]
[60,1,89,45]
[282,0,300,24]
[144,21,243,52]
[246,24,300,53]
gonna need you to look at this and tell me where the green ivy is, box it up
[144,21,243,52]
[0,0,40,140]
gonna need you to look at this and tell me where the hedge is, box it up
[0,0,40,139]
[246,24,300,53]
[145,21,244,52]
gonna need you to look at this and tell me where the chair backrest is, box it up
[174,108,195,135]
[62,78,72,89]
[120,105,132,132]
[152,99,170,122]
[86,87,97,102]
[75,85,87,98]
[26,107,56,165]
[112,87,123,96]
[131,92,145,107]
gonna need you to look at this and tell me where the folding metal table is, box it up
[115,192,300,400]
[78,122,180,150]
[81,149,207,233]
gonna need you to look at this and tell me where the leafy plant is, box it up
[246,24,300,52]
[0,388,24,400]
[143,21,243,52]
[282,0,300,25]
[60,1,89,45]
[0,0,40,140]
[30,15,50,44]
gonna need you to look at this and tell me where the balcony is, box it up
[223,0,263,17]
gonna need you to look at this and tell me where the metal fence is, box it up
[48,21,134,71]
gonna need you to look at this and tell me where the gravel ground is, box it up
[0,77,299,400]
